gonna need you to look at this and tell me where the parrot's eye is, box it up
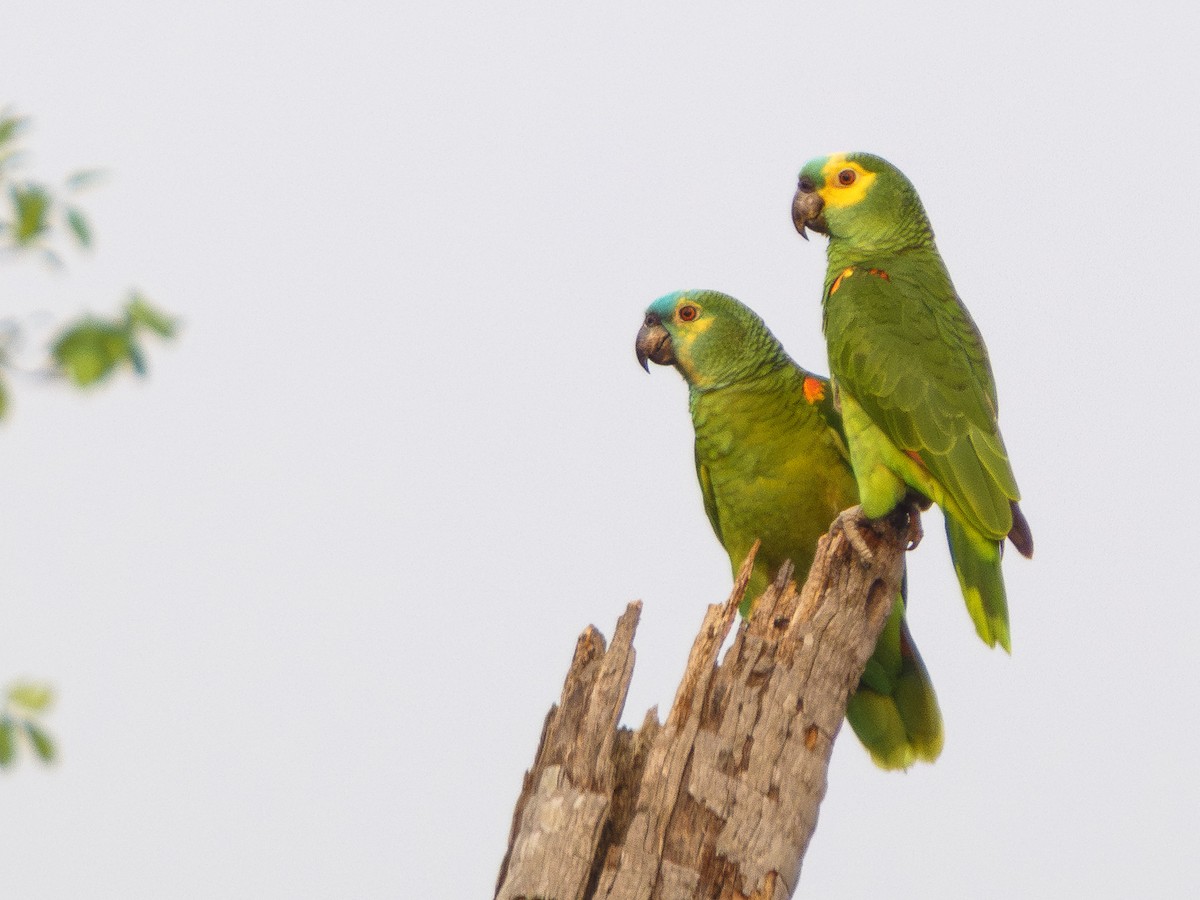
[837,168,857,186]
[678,305,699,322]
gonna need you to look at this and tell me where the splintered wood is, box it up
[495,510,907,900]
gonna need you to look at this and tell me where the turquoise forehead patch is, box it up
[798,155,829,183]
[646,290,694,317]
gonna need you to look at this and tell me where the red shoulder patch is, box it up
[803,376,825,404]
[867,268,890,281]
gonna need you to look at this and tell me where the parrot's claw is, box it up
[906,512,924,551]
[832,507,875,565]
[890,497,925,551]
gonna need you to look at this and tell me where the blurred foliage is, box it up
[0,111,99,265]
[2,107,178,770]
[0,107,176,408]
[52,293,178,386]
[0,682,56,768]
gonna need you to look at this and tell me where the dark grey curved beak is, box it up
[792,177,827,239]
[635,314,675,371]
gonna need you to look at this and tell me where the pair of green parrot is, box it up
[636,152,1032,770]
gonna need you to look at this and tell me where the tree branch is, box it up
[496,509,907,900]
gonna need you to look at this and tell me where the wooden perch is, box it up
[495,509,908,900]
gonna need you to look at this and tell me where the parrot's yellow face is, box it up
[636,293,717,386]
[812,154,877,209]
[666,300,722,386]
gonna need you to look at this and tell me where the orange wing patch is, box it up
[905,449,929,472]
[867,268,890,281]
[803,376,826,404]
[829,267,855,295]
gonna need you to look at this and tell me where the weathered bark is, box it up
[496,510,908,900]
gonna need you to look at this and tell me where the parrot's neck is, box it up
[825,231,936,270]
[823,198,936,269]
[688,363,807,423]
[683,350,789,396]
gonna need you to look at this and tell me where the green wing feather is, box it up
[824,259,1019,540]
[695,454,723,545]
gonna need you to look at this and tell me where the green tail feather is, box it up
[846,598,944,770]
[944,515,1011,652]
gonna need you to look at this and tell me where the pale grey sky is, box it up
[3,2,1197,897]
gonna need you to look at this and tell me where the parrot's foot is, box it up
[833,507,876,565]
[888,499,924,551]
[835,502,923,563]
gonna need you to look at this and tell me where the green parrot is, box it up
[791,152,1033,653]
[637,289,943,770]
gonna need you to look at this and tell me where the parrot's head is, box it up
[792,152,932,253]
[636,290,781,389]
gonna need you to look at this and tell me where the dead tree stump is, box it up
[495,509,908,900]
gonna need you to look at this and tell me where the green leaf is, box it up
[0,375,9,420]
[9,183,51,245]
[24,722,55,763]
[64,169,105,192]
[8,682,54,712]
[65,206,92,248]
[0,718,14,767]
[0,113,25,151]
[0,112,26,178]
[51,319,135,386]
[126,294,177,339]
